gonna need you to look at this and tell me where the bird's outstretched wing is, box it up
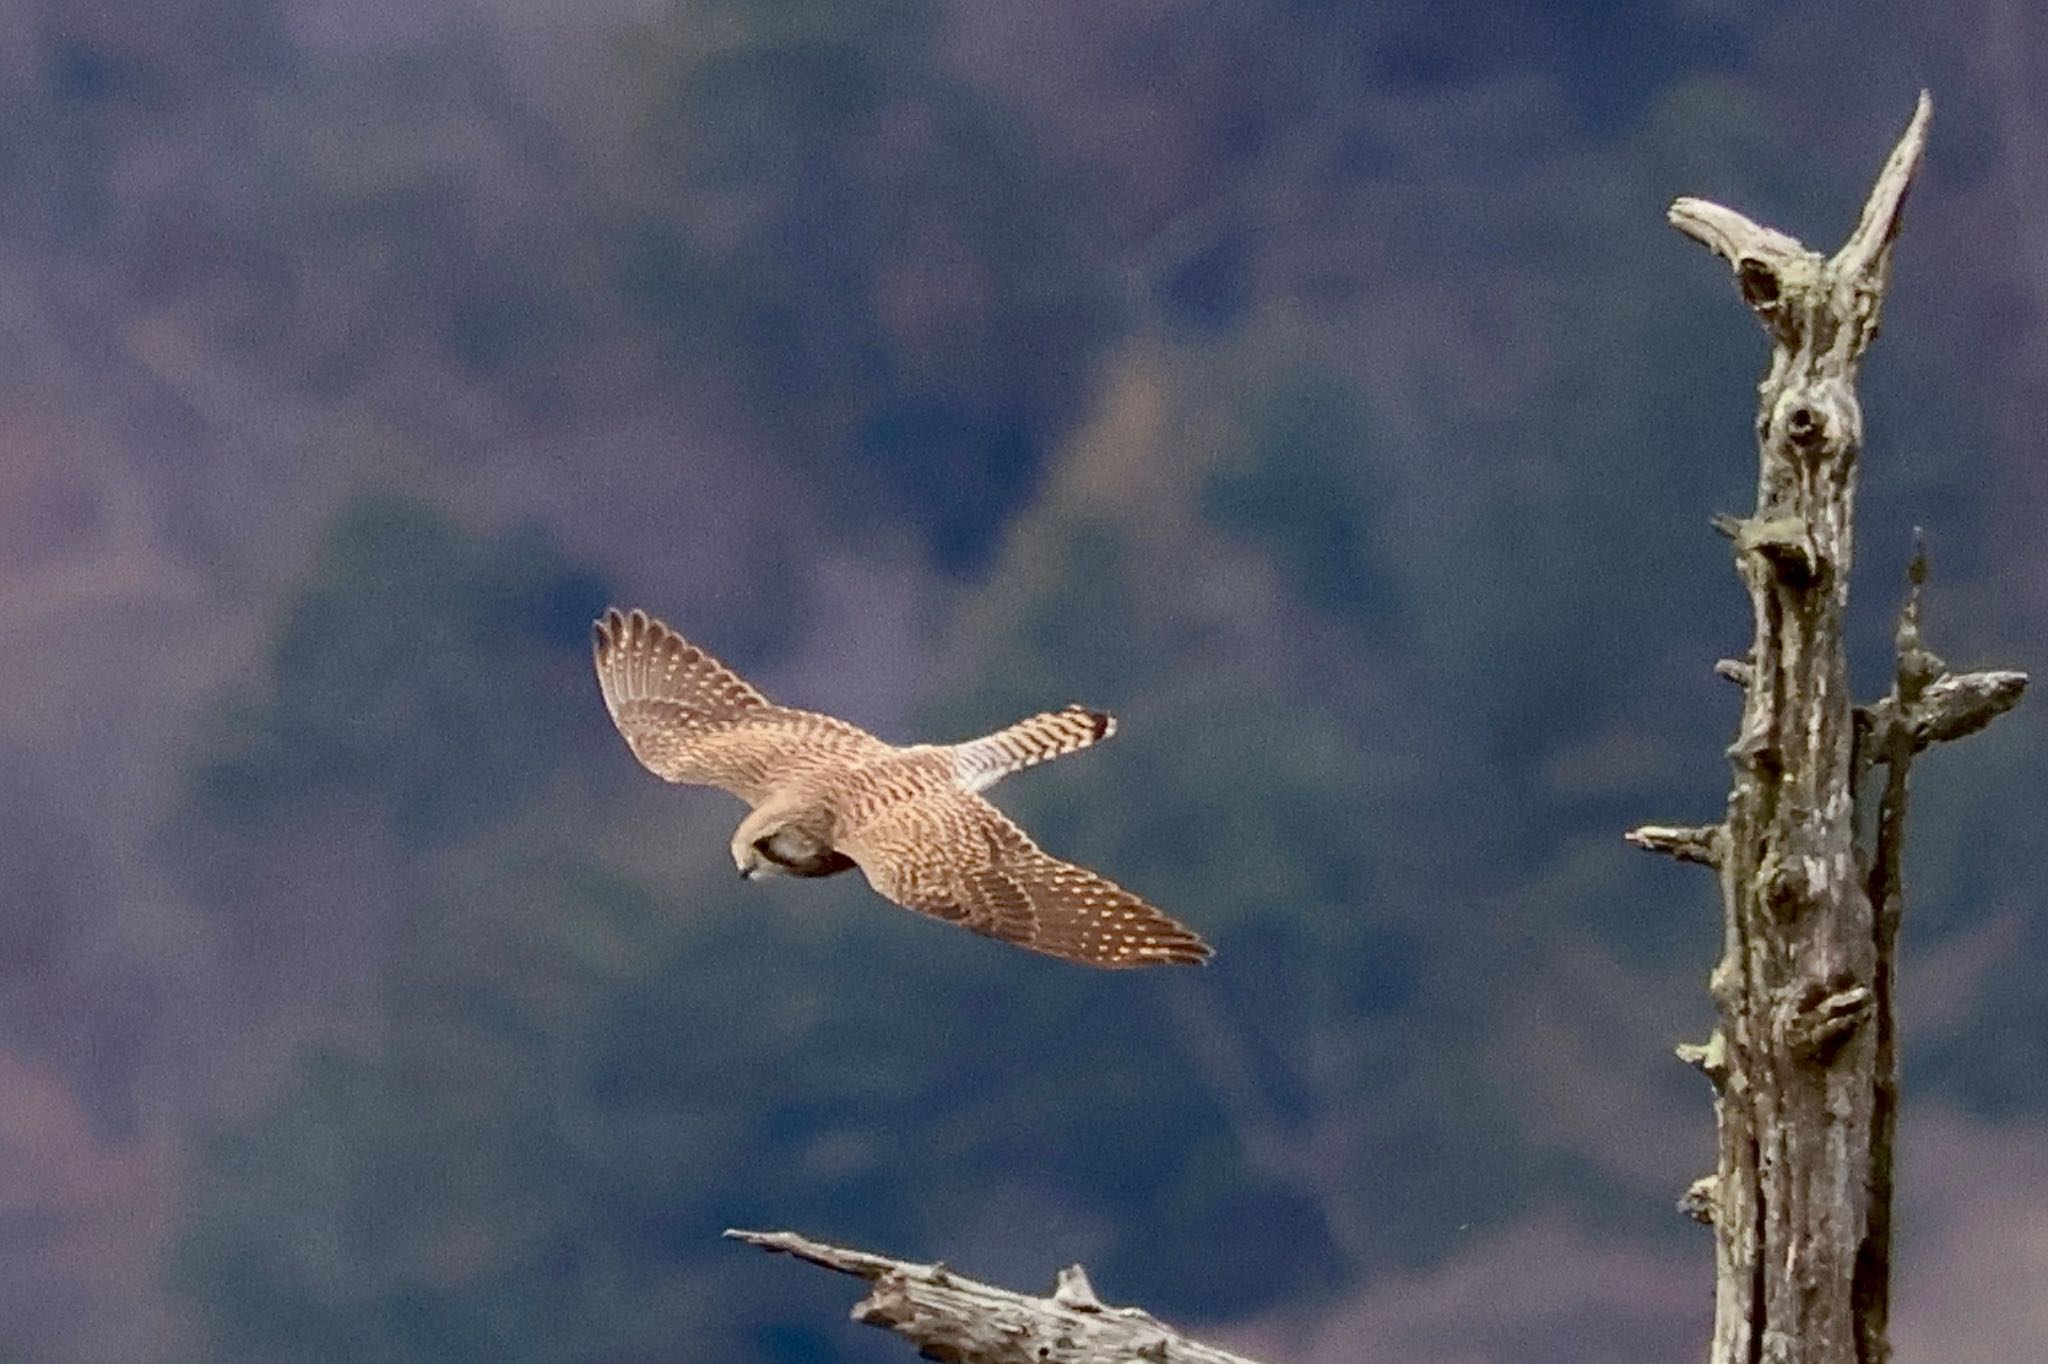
[837,789,1210,968]
[592,608,886,805]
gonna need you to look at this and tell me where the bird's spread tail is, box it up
[952,705,1115,793]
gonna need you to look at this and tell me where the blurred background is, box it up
[0,0,2043,1360]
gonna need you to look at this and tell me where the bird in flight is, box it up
[592,608,1210,968]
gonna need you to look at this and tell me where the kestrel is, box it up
[592,608,1210,968]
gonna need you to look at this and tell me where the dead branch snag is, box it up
[1648,92,2027,1364]
[1626,822,1725,867]
[727,1229,1269,1364]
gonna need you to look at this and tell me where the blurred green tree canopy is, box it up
[615,0,1121,568]
[66,3,2042,1363]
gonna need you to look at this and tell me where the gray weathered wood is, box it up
[727,1229,1269,1364]
[1634,92,2027,1364]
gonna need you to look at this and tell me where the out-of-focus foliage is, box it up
[165,495,607,865]
[1202,371,1397,628]
[217,42,599,408]
[614,0,1120,568]
[0,0,2036,1362]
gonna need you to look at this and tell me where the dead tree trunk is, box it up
[1629,92,2025,1364]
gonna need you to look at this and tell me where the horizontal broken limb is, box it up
[1859,669,2028,764]
[1667,200,1817,327]
[1680,1175,1719,1226]
[1715,658,1754,687]
[727,1229,1268,1364]
[1626,823,1724,867]
[1676,1032,1730,1088]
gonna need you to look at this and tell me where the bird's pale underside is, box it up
[592,608,1210,968]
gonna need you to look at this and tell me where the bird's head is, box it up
[731,803,839,880]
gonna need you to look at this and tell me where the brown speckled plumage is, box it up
[593,608,1209,968]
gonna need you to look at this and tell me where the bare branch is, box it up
[1626,823,1725,867]
[727,1229,1269,1364]
[1667,199,1811,276]
[727,1229,910,1282]
[1680,1175,1719,1226]
[1858,666,2029,761]
[1714,657,1754,687]
[1675,1032,1731,1089]
[1856,542,2025,1356]
[1831,92,1934,289]
[1911,670,2028,744]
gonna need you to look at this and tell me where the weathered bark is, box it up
[1629,92,2026,1364]
[727,1229,1268,1364]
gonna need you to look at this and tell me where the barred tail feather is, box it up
[953,705,1116,793]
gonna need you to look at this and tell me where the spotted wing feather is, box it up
[592,608,885,804]
[838,790,1210,968]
